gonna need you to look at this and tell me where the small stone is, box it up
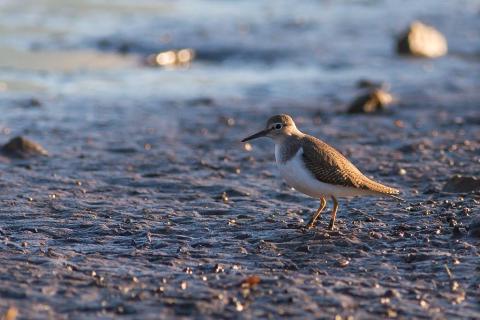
[419,299,429,309]
[235,300,244,312]
[386,309,398,318]
[394,120,405,128]
[337,259,350,267]
[454,291,465,304]
[443,175,480,193]
[369,231,383,239]
[221,192,229,203]
[214,264,224,273]
[384,289,401,298]
[398,168,407,176]
[295,244,310,252]
[2,136,48,158]
[451,281,460,292]
[347,89,394,114]
[240,275,261,288]
[397,21,448,58]
[180,281,187,290]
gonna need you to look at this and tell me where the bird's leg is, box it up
[306,197,327,229]
[328,196,339,230]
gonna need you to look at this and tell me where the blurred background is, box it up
[1,0,479,118]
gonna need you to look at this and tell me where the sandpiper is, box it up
[242,114,401,230]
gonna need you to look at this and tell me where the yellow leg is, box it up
[306,197,327,229]
[328,196,339,230]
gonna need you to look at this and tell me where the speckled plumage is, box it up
[269,117,399,196]
[300,135,399,195]
[242,113,402,230]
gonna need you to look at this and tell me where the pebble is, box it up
[347,89,394,114]
[1,136,48,158]
[397,21,448,58]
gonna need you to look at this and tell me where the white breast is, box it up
[275,145,370,198]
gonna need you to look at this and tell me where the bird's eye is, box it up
[275,124,282,130]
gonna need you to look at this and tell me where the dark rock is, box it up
[397,141,432,153]
[1,136,48,158]
[188,97,215,107]
[295,244,310,253]
[384,289,401,299]
[452,225,463,237]
[347,89,394,114]
[223,187,251,197]
[356,79,386,90]
[18,98,42,108]
[442,175,480,193]
[397,21,448,58]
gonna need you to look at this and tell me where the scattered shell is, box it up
[147,49,195,67]
[337,259,350,267]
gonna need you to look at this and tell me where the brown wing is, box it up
[301,136,363,188]
[301,135,400,195]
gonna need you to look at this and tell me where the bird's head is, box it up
[241,114,298,143]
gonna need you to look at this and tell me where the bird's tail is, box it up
[363,178,403,201]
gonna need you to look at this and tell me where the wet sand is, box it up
[0,0,480,319]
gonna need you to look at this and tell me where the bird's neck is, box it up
[274,133,304,163]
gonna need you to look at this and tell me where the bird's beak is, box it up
[241,128,271,142]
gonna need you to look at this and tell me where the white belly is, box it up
[275,146,370,198]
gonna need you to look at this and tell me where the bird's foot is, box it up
[300,224,315,233]
[305,217,319,230]
[305,222,316,230]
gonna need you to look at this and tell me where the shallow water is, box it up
[0,0,479,319]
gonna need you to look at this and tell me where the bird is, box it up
[241,114,401,230]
